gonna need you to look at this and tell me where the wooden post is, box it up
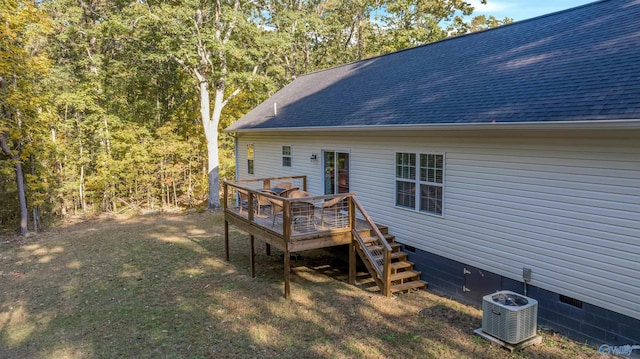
[349,196,357,285]
[284,248,291,299]
[250,235,256,278]
[383,249,392,297]
[223,182,230,262]
[349,240,356,285]
[283,200,291,241]
[222,182,228,210]
[348,196,356,229]
[224,221,229,261]
[302,176,307,191]
[265,243,271,256]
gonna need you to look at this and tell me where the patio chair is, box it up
[274,182,295,190]
[287,190,316,231]
[268,196,284,226]
[255,189,276,216]
[237,189,250,215]
[270,189,308,226]
[278,187,300,198]
[320,196,346,228]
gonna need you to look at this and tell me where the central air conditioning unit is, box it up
[482,290,538,344]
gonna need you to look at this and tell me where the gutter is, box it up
[224,119,640,134]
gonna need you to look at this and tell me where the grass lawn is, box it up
[0,212,598,358]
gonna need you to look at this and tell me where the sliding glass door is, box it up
[323,151,349,195]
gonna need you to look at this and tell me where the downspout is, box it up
[231,133,239,181]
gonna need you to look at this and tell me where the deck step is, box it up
[361,233,395,244]
[375,225,389,235]
[365,243,402,253]
[371,251,408,262]
[390,270,421,282]
[391,280,428,293]
[391,261,414,272]
[361,236,377,244]
[358,227,388,237]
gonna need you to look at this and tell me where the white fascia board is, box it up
[225,119,640,134]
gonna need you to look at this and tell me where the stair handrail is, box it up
[350,196,393,296]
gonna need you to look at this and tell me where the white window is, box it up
[247,144,254,174]
[282,145,292,167]
[395,152,444,216]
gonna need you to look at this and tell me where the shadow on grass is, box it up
[0,213,596,358]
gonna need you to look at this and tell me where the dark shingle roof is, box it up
[226,0,640,132]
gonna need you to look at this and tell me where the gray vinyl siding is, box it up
[235,129,640,321]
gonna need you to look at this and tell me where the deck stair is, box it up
[355,224,427,294]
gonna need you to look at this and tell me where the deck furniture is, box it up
[255,189,276,215]
[268,196,284,226]
[320,195,347,228]
[274,182,295,190]
[277,187,300,198]
[237,189,250,214]
[287,190,316,231]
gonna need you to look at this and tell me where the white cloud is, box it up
[467,0,514,13]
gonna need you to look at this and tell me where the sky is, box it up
[468,0,597,21]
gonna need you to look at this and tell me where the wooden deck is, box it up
[223,176,426,298]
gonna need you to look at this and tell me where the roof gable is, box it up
[227,0,640,132]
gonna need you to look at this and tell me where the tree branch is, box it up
[0,132,12,156]
[222,0,240,45]
[221,54,269,108]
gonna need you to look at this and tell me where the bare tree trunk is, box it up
[80,164,86,212]
[77,117,86,212]
[58,107,67,217]
[60,159,67,217]
[111,186,116,212]
[172,177,177,207]
[162,158,169,207]
[30,154,39,233]
[32,206,38,233]
[15,159,28,235]
[196,70,221,210]
[147,183,152,210]
[0,133,28,236]
[187,164,193,206]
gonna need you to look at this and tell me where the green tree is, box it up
[0,0,505,232]
[149,0,275,209]
[374,0,479,52]
[0,0,52,235]
[449,14,513,36]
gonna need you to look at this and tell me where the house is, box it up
[224,0,640,346]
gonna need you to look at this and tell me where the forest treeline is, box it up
[0,0,509,235]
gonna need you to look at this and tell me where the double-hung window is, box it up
[396,152,444,216]
[247,144,255,174]
[282,145,292,167]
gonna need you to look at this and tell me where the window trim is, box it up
[282,145,292,168]
[395,151,445,217]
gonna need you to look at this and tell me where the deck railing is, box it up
[223,176,352,241]
[350,196,393,296]
[223,176,393,296]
